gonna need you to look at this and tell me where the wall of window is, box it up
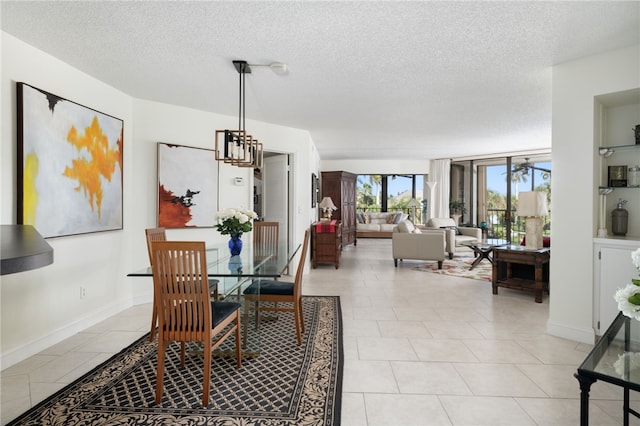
[452,154,551,242]
[356,174,427,223]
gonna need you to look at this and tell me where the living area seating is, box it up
[392,220,446,269]
[357,211,408,238]
[424,218,481,259]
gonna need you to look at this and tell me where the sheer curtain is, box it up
[429,159,450,218]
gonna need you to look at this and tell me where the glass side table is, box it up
[575,311,640,425]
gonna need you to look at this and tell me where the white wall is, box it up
[1,32,319,369]
[549,45,640,343]
[321,159,429,175]
[1,32,135,368]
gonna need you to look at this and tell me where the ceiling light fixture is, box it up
[215,60,283,168]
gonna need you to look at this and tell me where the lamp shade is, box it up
[319,197,337,211]
[516,192,548,217]
[406,198,421,207]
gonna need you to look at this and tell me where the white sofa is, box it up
[356,212,408,238]
[424,217,481,259]
[392,220,446,268]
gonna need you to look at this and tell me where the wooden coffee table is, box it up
[461,239,508,270]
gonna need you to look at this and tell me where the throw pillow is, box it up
[363,213,371,224]
[395,213,408,224]
[386,214,397,224]
[440,225,461,235]
[521,236,551,247]
[397,220,415,233]
[356,212,364,224]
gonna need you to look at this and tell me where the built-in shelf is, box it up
[599,144,640,155]
[599,185,640,191]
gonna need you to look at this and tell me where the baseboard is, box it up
[0,298,131,371]
[547,319,596,344]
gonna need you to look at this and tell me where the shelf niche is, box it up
[595,87,640,239]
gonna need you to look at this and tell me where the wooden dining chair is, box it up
[150,240,242,407]
[243,229,309,345]
[253,221,279,259]
[145,228,167,341]
[145,228,218,342]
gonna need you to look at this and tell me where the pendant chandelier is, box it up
[215,60,273,168]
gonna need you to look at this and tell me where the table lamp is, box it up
[516,191,548,249]
[407,198,421,224]
[319,197,337,222]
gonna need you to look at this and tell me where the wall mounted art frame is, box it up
[311,173,319,207]
[157,143,218,228]
[17,83,124,238]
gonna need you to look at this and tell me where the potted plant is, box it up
[449,200,467,215]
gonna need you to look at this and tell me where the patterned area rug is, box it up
[413,255,493,282]
[8,296,343,426]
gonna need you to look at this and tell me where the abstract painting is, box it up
[17,83,124,238]
[157,143,218,228]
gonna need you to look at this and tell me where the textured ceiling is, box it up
[2,1,639,161]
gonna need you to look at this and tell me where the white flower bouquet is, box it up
[614,248,640,320]
[214,208,257,237]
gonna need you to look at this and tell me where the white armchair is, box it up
[425,218,481,259]
[392,220,446,269]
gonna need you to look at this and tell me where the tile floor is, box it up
[0,238,630,425]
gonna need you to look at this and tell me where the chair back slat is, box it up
[151,241,211,341]
[253,222,279,259]
[145,228,167,266]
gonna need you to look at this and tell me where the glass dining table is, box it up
[128,241,301,356]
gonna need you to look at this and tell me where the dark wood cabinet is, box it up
[321,171,357,247]
[492,245,550,303]
[311,221,342,269]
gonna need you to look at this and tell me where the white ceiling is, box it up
[2,1,639,161]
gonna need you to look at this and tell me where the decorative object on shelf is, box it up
[214,60,286,168]
[628,165,640,187]
[635,124,640,145]
[597,188,614,237]
[516,191,549,249]
[318,197,337,222]
[613,247,640,320]
[609,165,628,187]
[215,207,257,255]
[599,147,614,158]
[611,198,629,236]
[407,198,421,224]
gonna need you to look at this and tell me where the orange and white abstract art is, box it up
[17,83,123,238]
[157,143,218,228]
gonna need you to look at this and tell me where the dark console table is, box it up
[492,245,550,303]
[311,221,341,269]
